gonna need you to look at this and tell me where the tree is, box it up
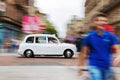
[45,22,58,37]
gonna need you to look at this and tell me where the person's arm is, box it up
[78,46,89,75]
[110,34,120,66]
[113,44,120,66]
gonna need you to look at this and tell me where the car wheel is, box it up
[24,50,34,58]
[64,49,73,58]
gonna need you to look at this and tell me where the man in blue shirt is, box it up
[78,13,120,80]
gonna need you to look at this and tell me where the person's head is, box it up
[90,13,109,30]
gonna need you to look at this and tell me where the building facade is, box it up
[0,0,30,46]
[34,7,47,32]
[66,15,84,39]
[85,0,120,38]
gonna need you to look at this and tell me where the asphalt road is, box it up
[0,53,78,66]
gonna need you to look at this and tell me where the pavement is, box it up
[0,66,84,80]
[0,53,18,56]
[0,53,120,80]
[0,66,120,80]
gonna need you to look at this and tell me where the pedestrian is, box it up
[76,37,82,52]
[76,32,84,52]
[78,13,120,80]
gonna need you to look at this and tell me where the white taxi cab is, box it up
[18,34,76,58]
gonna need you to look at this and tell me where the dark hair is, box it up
[91,13,107,21]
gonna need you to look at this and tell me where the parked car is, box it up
[18,34,77,58]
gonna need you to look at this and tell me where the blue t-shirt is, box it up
[82,30,119,69]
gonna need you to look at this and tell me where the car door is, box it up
[47,36,63,55]
[24,36,35,52]
[34,36,48,55]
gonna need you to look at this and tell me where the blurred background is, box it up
[0,0,120,53]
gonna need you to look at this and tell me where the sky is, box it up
[34,0,86,38]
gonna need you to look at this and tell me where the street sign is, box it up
[0,2,6,12]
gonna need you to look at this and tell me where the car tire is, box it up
[24,50,34,58]
[64,49,73,58]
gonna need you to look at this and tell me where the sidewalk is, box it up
[0,66,119,80]
[0,48,17,54]
[0,53,18,56]
[0,66,83,80]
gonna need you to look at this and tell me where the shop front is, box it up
[0,22,24,53]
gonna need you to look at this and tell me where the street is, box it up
[0,66,120,80]
[0,54,78,66]
[0,0,120,80]
[0,53,120,66]
[0,54,84,80]
[0,53,120,80]
[0,66,89,80]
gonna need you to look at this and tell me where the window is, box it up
[26,37,34,43]
[35,36,46,44]
[48,37,58,44]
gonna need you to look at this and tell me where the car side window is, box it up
[26,37,34,43]
[35,36,46,44]
[48,37,58,44]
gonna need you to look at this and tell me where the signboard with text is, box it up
[22,16,40,33]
